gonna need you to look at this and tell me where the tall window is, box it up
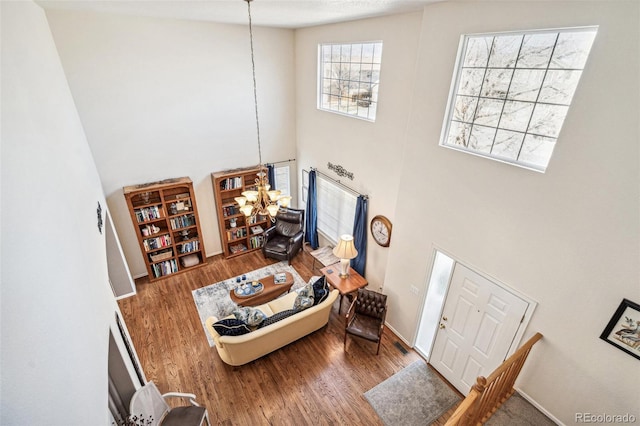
[274,165,290,197]
[316,175,357,244]
[440,27,597,172]
[318,41,383,121]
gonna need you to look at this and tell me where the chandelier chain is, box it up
[246,0,263,167]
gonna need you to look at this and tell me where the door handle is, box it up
[439,323,446,329]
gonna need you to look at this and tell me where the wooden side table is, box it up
[320,265,368,313]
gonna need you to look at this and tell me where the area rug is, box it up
[364,361,461,426]
[192,261,308,347]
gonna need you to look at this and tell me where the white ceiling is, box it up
[36,0,445,29]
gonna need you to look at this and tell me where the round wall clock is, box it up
[370,215,392,247]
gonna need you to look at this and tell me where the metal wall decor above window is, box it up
[440,27,597,172]
[318,41,383,121]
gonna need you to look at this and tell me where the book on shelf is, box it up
[250,225,264,235]
[274,272,287,284]
[229,243,248,254]
[143,234,171,251]
[227,228,247,240]
[223,205,239,217]
[220,176,243,191]
[180,241,199,253]
[249,235,264,249]
[135,205,161,222]
[170,214,195,230]
[248,214,268,225]
[151,259,177,277]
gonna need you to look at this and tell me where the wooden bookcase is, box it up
[212,166,270,258]
[123,177,206,281]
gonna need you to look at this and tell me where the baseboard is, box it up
[385,323,413,348]
[515,388,564,425]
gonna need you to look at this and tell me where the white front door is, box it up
[430,263,529,394]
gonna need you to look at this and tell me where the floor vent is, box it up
[394,341,408,355]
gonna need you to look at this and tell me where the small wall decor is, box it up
[327,162,354,180]
[600,298,640,360]
[97,202,103,234]
[370,215,392,247]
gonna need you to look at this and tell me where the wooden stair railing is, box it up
[444,332,543,426]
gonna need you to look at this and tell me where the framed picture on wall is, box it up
[600,298,640,360]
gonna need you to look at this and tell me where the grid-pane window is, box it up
[316,175,357,244]
[440,27,597,172]
[318,42,383,121]
[274,165,290,196]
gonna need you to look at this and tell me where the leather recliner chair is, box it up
[262,208,305,264]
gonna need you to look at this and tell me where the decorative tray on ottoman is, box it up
[234,282,264,298]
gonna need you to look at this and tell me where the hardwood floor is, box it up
[118,247,460,425]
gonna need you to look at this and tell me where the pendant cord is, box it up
[246,0,263,168]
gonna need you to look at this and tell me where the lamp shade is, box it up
[242,190,259,202]
[278,195,291,208]
[333,235,358,260]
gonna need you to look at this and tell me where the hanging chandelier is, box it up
[234,0,290,221]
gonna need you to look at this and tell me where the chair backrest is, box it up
[274,208,304,237]
[129,381,170,426]
[355,288,387,319]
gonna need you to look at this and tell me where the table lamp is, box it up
[333,234,358,278]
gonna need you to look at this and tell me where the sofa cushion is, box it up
[293,282,314,311]
[311,276,330,305]
[267,291,298,314]
[212,318,251,336]
[257,309,298,328]
[232,307,266,327]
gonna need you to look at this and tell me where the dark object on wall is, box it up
[97,202,103,234]
[262,208,304,264]
[600,298,640,360]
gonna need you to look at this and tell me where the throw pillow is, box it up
[212,318,251,336]
[293,282,315,311]
[233,307,267,327]
[311,276,330,305]
[258,309,298,328]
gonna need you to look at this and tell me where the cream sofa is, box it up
[205,289,339,366]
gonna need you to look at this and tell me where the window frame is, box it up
[439,26,598,173]
[317,41,384,122]
[315,174,357,245]
[273,164,291,197]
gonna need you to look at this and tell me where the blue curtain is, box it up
[304,170,319,249]
[266,164,276,190]
[351,195,368,276]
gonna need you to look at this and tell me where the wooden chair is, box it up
[129,381,210,426]
[344,288,387,355]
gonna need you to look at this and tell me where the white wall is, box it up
[45,10,296,277]
[295,12,423,291]
[384,1,639,423]
[1,1,118,423]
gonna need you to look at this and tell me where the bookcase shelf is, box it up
[123,177,206,281]
[212,166,270,259]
